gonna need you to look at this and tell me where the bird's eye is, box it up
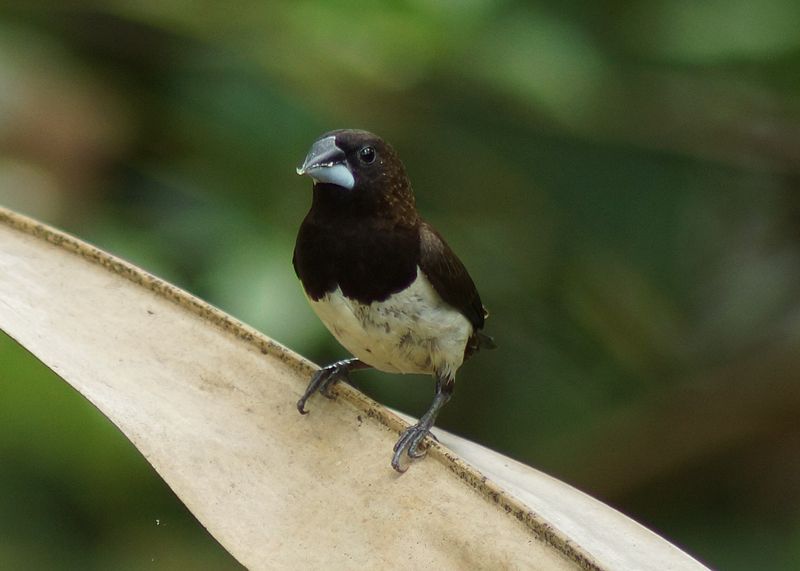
[359,146,376,164]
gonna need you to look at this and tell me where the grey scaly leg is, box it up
[391,373,453,472]
[297,358,371,414]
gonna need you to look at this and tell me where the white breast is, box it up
[307,268,473,380]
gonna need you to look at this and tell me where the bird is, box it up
[293,129,493,472]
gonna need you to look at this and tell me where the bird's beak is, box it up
[296,136,355,189]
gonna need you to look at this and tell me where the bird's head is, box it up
[296,129,409,196]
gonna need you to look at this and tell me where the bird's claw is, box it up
[319,379,338,399]
[391,424,436,472]
[296,364,350,414]
[297,398,312,415]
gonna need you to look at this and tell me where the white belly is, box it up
[307,268,473,380]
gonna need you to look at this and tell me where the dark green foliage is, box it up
[2,2,800,568]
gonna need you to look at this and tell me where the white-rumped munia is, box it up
[293,129,493,472]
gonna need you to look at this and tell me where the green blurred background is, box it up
[2,1,800,568]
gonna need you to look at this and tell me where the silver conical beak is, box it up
[296,136,355,189]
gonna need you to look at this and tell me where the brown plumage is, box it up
[293,129,493,471]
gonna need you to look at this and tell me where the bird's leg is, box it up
[391,373,453,472]
[297,358,371,414]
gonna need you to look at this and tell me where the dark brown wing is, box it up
[418,221,486,331]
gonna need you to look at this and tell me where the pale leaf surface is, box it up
[0,207,707,570]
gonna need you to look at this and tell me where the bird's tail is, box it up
[477,331,497,350]
[478,306,496,349]
[464,331,497,360]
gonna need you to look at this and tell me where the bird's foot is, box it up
[391,423,439,472]
[296,361,352,415]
